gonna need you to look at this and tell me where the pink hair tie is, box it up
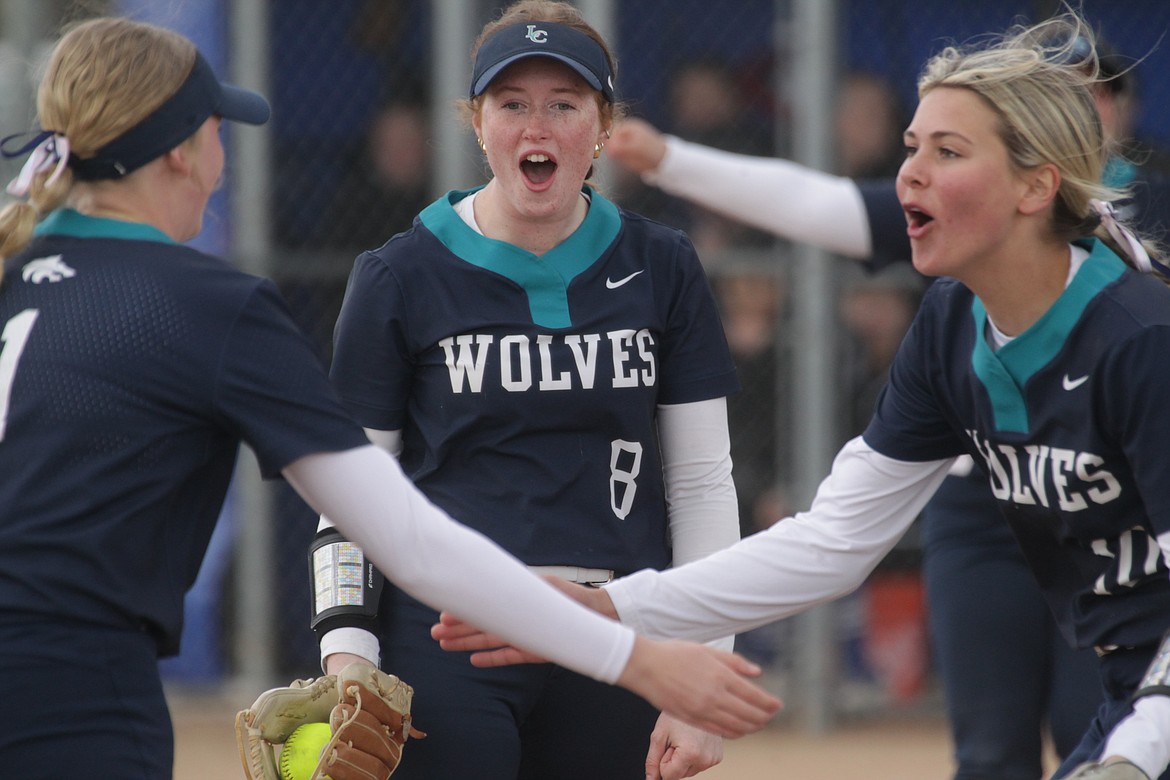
[1089,198,1152,273]
[5,132,71,198]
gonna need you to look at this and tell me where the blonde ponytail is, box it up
[0,145,74,283]
[0,17,195,287]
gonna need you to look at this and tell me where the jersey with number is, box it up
[0,210,367,655]
[864,239,1170,650]
[330,188,738,574]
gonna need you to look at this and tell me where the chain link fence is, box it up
[3,0,1169,724]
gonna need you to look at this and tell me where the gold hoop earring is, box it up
[477,137,486,153]
[594,143,603,159]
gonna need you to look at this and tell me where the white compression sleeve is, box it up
[315,429,402,535]
[658,399,740,652]
[285,445,635,684]
[1101,532,1170,778]
[646,135,874,258]
[1101,696,1170,779]
[605,436,953,643]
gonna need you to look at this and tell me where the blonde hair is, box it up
[0,17,196,277]
[917,13,1160,270]
[458,0,623,182]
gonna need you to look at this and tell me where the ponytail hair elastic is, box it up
[1,130,71,197]
[1089,198,1170,277]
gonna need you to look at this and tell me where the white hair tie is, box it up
[1090,198,1152,273]
[5,132,71,198]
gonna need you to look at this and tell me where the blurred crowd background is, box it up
[2,0,1168,728]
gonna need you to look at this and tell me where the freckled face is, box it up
[473,57,608,221]
[896,87,1031,280]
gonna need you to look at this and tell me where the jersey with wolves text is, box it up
[330,188,738,575]
[864,239,1170,650]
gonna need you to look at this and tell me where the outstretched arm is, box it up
[605,437,951,642]
[284,445,781,737]
[435,438,952,656]
[431,576,780,746]
[607,117,875,257]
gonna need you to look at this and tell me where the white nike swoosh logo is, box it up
[606,270,644,289]
[1062,374,1089,391]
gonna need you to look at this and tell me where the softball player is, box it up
[606,59,1166,780]
[315,2,742,778]
[604,29,1170,780]
[441,13,1170,780]
[0,17,776,779]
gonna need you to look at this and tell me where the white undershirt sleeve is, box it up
[658,399,741,652]
[1101,696,1170,779]
[605,436,953,643]
[318,627,381,669]
[1099,532,1170,777]
[362,427,402,455]
[646,135,874,258]
[285,445,635,684]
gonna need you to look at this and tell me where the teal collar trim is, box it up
[419,186,621,328]
[971,239,1125,433]
[33,208,177,244]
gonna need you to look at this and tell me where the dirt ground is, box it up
[172,686,962,780]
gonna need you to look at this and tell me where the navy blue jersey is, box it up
[0,210,366,655]
[330,188,738,574]
[864,239,1170,651]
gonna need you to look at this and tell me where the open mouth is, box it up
[521,153,556,185]
[906,206,934,231]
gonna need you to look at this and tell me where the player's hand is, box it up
[324,651,374,676]
[605,117,669,175]
[619,635,782,739]
[432,628,781,738]
[431,610,544,663]
[432,576,616,665]
[645,713,723,780]
[1064,758,1150,779]
[434,592,781,737]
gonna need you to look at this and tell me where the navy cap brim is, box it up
[71,52,271,180]
[218,82,270,125]
[472,52,605,98]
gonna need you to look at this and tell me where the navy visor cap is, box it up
[470,21,615,102]
[71,51,269,180]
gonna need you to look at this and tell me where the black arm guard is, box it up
[308,527,385,641]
